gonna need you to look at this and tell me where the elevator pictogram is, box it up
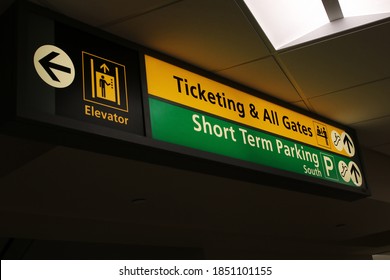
[82,52,129,112]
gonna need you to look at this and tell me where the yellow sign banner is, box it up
[145,55,355,157]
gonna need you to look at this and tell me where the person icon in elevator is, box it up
[99,75,111,98]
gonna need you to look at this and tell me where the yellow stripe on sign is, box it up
[145,55,352,157]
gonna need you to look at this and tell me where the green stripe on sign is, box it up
[149,97,362,188]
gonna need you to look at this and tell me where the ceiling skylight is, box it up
[339,0,390,17]
[242,0,390,50]
[243,0,329,50]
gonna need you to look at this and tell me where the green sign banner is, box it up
[149,97,363,188]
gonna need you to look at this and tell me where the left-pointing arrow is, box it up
[34,45,75,88]
[39,51,71,82]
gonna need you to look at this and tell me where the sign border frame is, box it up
[140,52,370,198]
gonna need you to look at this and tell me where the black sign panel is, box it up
[18,10,144,137]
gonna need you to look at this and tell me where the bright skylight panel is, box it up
[339,0,390,17]
[243,0,329,49]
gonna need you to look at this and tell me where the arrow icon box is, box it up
[33,45,75,88]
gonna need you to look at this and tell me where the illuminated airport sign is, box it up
[145,55,366,190]
[5,2,368,197]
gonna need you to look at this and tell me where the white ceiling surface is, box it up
[1,0,390,258]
